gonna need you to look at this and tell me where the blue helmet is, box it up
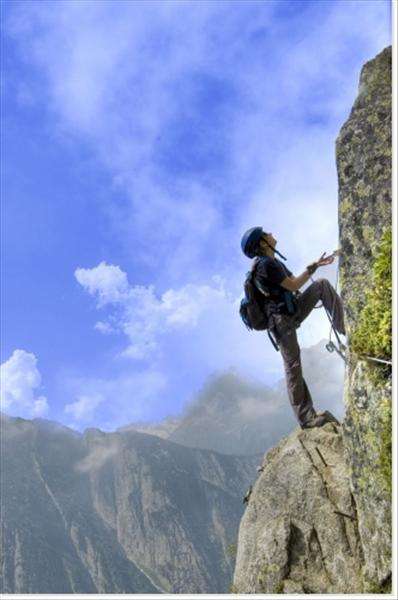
[241,226,264,258]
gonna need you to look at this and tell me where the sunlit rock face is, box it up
[233,424,364,594]
[337,46,392,592]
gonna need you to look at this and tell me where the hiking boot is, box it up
[301,410,340,429]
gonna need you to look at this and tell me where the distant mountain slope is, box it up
[124,340,344,456]
[1,414,258,594]
[168,371,291,454]
[119,415,180,439]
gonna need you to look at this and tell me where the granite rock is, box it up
[233,424,364,594]
[337,46,392,592]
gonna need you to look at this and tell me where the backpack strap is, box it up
[251,258,272,298]
[253,276,271,298]
[267,329,279,352]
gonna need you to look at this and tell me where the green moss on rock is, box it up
[379,395,392,495]
[350,388,391,496]
[257,563,282,594]
[350,227,392,369]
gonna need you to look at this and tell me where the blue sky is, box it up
[1,0,391,430]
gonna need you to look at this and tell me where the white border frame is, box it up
[2,1,397,599]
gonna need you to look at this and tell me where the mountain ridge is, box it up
[1,413,258,593]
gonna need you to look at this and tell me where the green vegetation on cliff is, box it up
[349,227,392,496]
[350,227,392,365]
[379,395,392,495]
[348,226,392,498]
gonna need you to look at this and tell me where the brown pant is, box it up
[270,278,345,426]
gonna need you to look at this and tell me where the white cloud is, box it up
[4,1,388,427]
[64,393,104,422]
[32,396,49,416]
[75,442,120,473]
[0,350,49,417]
[75,261,285,386]
[6,0,390,289]
[75,262,237,360]
[62,370,167,430]
[75,261,129,306]
[94,321,116,334]
[238,395,283,420]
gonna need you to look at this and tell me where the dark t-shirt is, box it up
[255,256,293,302]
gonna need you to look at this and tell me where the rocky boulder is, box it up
[233,423,364,594]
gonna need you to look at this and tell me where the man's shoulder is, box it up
[256,256,281,272]
[257,256,279,265]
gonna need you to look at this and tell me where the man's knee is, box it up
[282,354,301,372]
[316,277,329,286]
[315,277,333,294]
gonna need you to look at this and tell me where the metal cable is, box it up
[359,355,392,366]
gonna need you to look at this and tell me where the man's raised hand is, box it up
[316,252,335,267]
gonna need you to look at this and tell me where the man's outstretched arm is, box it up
[280,252,337,292]
[280,271,311,292]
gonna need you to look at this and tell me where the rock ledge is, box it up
[233,424,364,594]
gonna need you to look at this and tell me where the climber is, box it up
[240,226,345,429]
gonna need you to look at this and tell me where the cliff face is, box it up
[233,424,364,594]
[336,46,392,591]
[233,47,392,594]
[1,415,258,594]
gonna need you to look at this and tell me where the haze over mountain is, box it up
[1,413,259,593]
[122,339,345,455]
[1,341,344,594]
